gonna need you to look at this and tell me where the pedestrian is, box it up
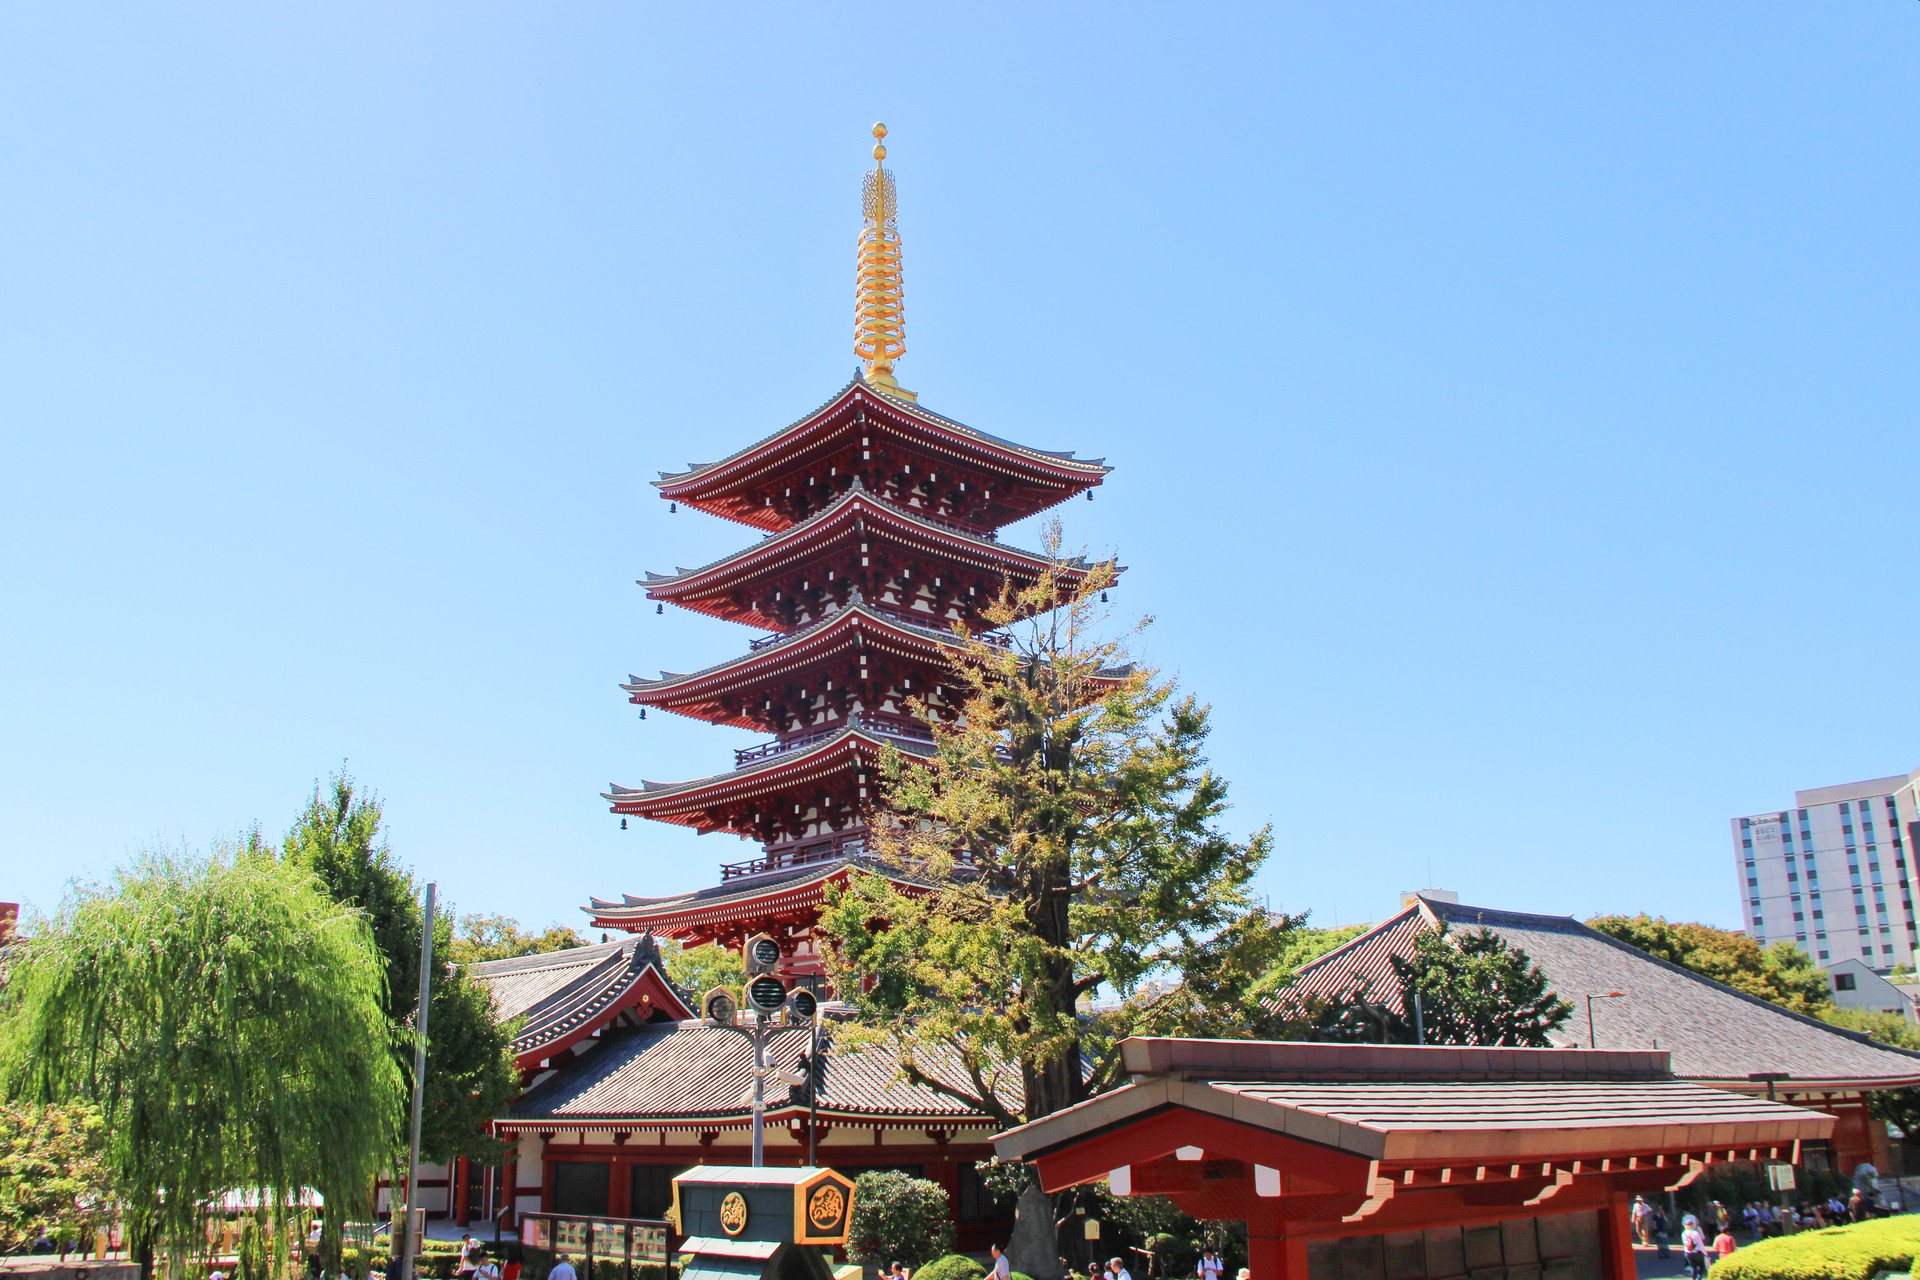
[1112,1257,1133,1280]
[457,1235,479,1279]
[1631,1197,1652,1246]
[1199,1251,1224,1280]
[1712,1225,1735,1265]
[1652,1206,1670,1259]
[891,1262,911,1280]
[991,1244,1012,1280]
[1681,1215,1709,1280]
[548,1256,577,1280]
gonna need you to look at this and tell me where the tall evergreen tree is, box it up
[281,773,519,1175]
[0,848,401,1279]
[818,525,1287,1275]
[1307,925,1572,1047]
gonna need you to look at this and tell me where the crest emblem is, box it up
[808,1184,845,1230]
[719,1191,749,1236]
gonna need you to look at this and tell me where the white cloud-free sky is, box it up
[3,4,1915,933]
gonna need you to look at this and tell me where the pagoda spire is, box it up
[855,123,914,401]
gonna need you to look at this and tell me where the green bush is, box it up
[1711,1215,1920,1280]
[912,1256,987,1280]
[845,1171,957,1268]
[1148,1233,1196,1279]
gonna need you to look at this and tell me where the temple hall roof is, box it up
[1279,896,1920,1091]
[467,933,694,1067]
[501,1018,1014,1130]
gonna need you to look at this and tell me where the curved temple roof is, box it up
[467,933,694,1069]
[1279,896,1920,1091]
[655,374,1110,532]
[501,1017,1020,1131]
[641,481,1109,629]
[622,598,973,728]
[604,722,937,830]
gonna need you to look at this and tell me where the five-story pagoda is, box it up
[594,127,1114,984]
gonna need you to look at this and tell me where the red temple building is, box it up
[588,126,1111,984]
[455,127,1100,1245]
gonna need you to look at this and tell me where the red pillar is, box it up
[500,1155,517,1229]
[1601,1196,1637,1280]
[1246,1207,1307,1280]
[454,1158,471,1227]
[610,1159,631,1220]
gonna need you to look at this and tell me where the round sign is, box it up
[749,938,782,970]
[719,1191,749,1236]
[748,975,787,1013]
[807,1184,845,1231]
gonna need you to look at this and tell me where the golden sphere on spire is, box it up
[873,143,887,161]
[872,122,887,138]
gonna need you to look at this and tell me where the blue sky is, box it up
[3,4,1915,934]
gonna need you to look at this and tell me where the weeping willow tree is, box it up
[0,846,403,1280]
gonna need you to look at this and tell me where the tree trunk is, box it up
[1009,1182,1062,1280]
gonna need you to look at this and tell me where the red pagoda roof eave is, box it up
[653,376,1110,508]
[586,878,840,933]
[622,604,962,712]
[603,727,932,825]
[642,485,1110,609]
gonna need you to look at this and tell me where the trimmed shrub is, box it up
[1711,1215,1920,1280]
[912,1256,987,1280]
[845,1171,957,1268]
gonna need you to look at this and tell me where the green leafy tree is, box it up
[281,773,519,1227]
[448,915,587,965]
[0,847,401,1279]
[1252,923,1368,999]
[845,1171,956,1267]
[819,529,1287,1275]
[1586,915,1832,1014]
[0,1101,115,1254]
[664,942,745,998]
[1311,925,1572,1047]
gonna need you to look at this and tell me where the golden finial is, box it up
[856,122,913,400]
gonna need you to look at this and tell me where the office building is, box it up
[1733,769,1920,971]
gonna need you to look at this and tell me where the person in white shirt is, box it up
[1200,1252,1224,1280]
[1109,1258,1131,1280]
[990,1245,1011,1280]
[549,1260,577,1280]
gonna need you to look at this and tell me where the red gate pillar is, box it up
[1601,1196,1638,1280]
[1246,1207,1307,1280]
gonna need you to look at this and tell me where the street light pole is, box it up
[398,882,437,1280]
[1585,991,1625,1047]
[751,1012,767,1168]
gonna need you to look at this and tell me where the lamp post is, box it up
[1585,991,1625,1047]
[702,935,813,1167]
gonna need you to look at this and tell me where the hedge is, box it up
[1710,1215,1920,1280]
[912,1256,986,1280]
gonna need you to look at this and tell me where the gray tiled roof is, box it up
[1282,898,1920,1089]
[468,934,690,1059]
[506,1019,1013,1128]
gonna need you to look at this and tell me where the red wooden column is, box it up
[1246,1207,1308,1280]
[499,1153,517,1228]
[453,1158,471,1226]
[1600,1196,1638,1280]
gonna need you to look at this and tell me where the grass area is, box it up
[1711,1216,1920,1280]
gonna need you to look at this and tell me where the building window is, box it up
[1836,973,1858,991]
